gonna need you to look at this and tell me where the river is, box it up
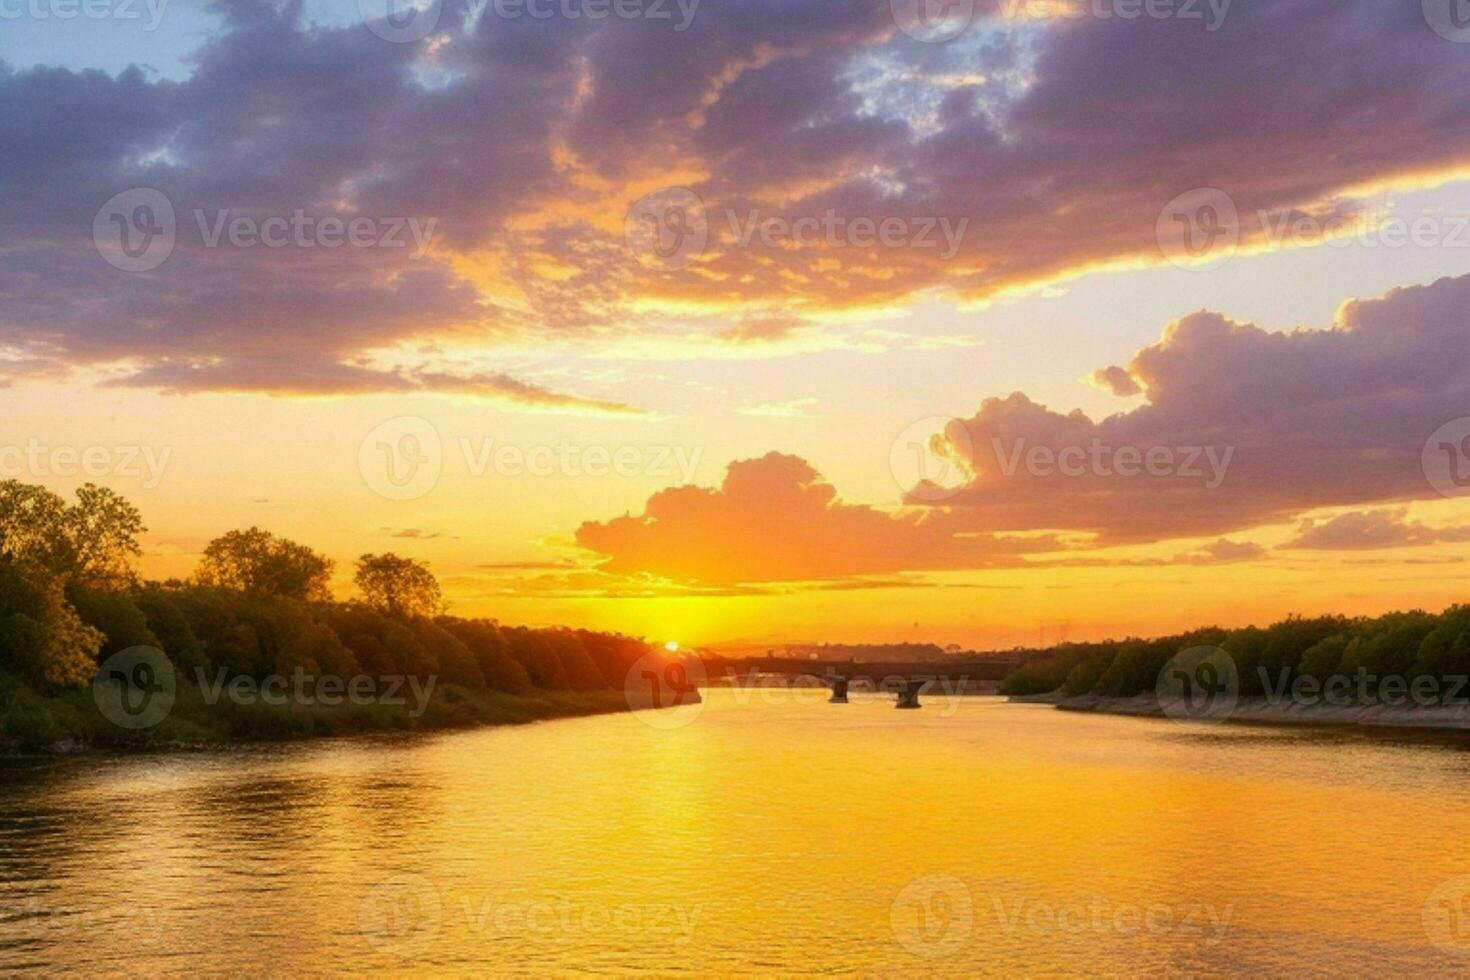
[4,689,1470,974]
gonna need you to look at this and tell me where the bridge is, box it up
[701,654,1027,709]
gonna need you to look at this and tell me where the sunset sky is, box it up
[7,0,1470,648]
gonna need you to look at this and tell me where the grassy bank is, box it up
[998,605,1470,734]
[0,671,636,755]
[1043,690,1470,733]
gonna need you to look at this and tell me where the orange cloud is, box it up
[575,452,1051,584]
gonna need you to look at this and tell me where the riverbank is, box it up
[1015,690,1470,732]
[0,673,656,755]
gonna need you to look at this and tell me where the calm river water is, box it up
[5,689,1470,974]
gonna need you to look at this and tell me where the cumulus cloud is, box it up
[912,273,1470,543]
[574,452,1054,584]
[6,1,1470,397]
[572,272,1470,583]
[1283,510,1470,550]
[1088,366,1142,397]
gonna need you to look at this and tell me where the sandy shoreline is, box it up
[1012,691,1470,732]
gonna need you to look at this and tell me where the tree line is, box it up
[0,479,657,706]
[1000,607,1470,702]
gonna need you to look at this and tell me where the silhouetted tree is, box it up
[198,527,333,602]
[354,553,443,618]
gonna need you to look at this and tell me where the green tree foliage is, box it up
[998,646,1090,697]
[1298,634,1350,681]
[437,620,532,693]
[1001,607,1470,704]
[66,584,159,657]
[408,619,484,688]
[574,629,659,689]
[1062,650,1115,697]
[501,627,572,689]
[541,629,607,690]
[0,481,145,585]
[0,481,69,572]
[0,482,667,748]
[64,484,147,586]
[198,528,334,601]
[0,558,104,690]
[133,584,207,672]
[1338,611,1436,680]
[355,553,443,618]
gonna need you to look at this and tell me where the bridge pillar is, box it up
[827,676,850,703]
[896,680,924,709]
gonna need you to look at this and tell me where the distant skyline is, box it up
[7,0,1470,647]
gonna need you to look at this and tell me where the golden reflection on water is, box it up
[5,690,1470,974]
